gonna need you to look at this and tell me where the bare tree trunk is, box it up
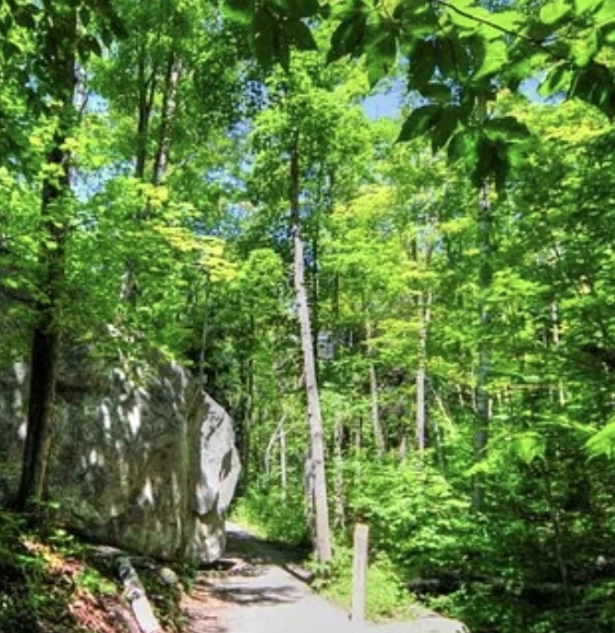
[135,44,150,180]
[551,301,567,406]
[366,320,385,457]
[290,131,332,563]
[152,52,181,186]
[416,291,432,454]
[399,434,408,462]
[265,413,286,477]
[333,415,345,529]
[543,465,571,606]
[430,385,451,472]
[472,183,492,512]
[123,43,158,303]
[280,415,287,500]
[17,9,77,511]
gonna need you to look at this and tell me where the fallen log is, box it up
[117,556,164,633]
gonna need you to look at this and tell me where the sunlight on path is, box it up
[183,523,467,633]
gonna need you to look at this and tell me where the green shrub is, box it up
[231,485,310,546]
[314,546,414,621]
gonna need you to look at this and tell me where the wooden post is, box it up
[351,523,369,623]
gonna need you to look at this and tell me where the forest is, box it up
[2,0,615,632]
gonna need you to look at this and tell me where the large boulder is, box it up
[0,356,241,563]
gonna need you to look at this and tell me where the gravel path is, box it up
[182,523,468,633]
[183,522,359,633]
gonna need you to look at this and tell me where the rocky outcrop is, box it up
[0,356,241,563]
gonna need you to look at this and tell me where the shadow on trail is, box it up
[193,580,302,607]
[183,523,315,633]
[200,523,313,585]
[221,523,311,567]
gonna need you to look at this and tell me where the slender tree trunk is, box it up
[152,52,181,186]
[135,45,149,180]
[312,231,320,381]
[366,320,385,457]
[238,355,253,489]
[124,45,158,303]
[333,415,345,529]
[17,10,77,511]
[416,291,432,454]
[290,131,332,563]
[472,183,493,511]
[280,415,287,500]
[543,465,571,606]
[551,301,566,406]
[430,385,450,471]
[399,434,408,462]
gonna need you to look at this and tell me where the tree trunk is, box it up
[17,9,77,511]
[280,415,287,500]
[333,415,345,529]
[135,44,150,180]
[472,183,492,511]
[290,131,332,563]
[152,52,181,186]
[366,320,385,457]
[551,301,567,406]
[543,465,571,606]
[416,291,431,454]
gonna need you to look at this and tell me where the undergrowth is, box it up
[0,504,185,633]
[311,547,415,621]
[231,489,416,621]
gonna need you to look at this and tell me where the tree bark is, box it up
[543,465,571,606]
[472,183,492,511]
[280,414,287,500]
[416,291,432,454]
[290,131,332,563]
[366,320,385,457]
[333,415,345,529]
[152,52,181,186]
[17,9,77,511]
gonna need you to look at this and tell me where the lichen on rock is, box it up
[0,353,241,563]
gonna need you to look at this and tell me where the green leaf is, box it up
[569,62,615,118]
[366,32,397,88]
[421,82,452,104]
[488,10,523,31]
[221,0,254,24]
[571,28,599,67]
[512,433,546,465]
[275,28,291,71]
[327,13,367,63]
[447,128,479,164]
[539,62,573,96]
[473,40,507,81]
[540,0,572,25]
[397,105,439,142]
[574,0,602,15]
[272,0,320,18]
[250,7,277,67]
[484,116,529,141]
[408,39,436,90]
[286,19,317,51]
[586,418,615,459]
[431,105,461,152]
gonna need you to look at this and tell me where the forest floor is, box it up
[182,523,468,633]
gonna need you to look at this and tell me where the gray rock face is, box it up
[0,357,241,563]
